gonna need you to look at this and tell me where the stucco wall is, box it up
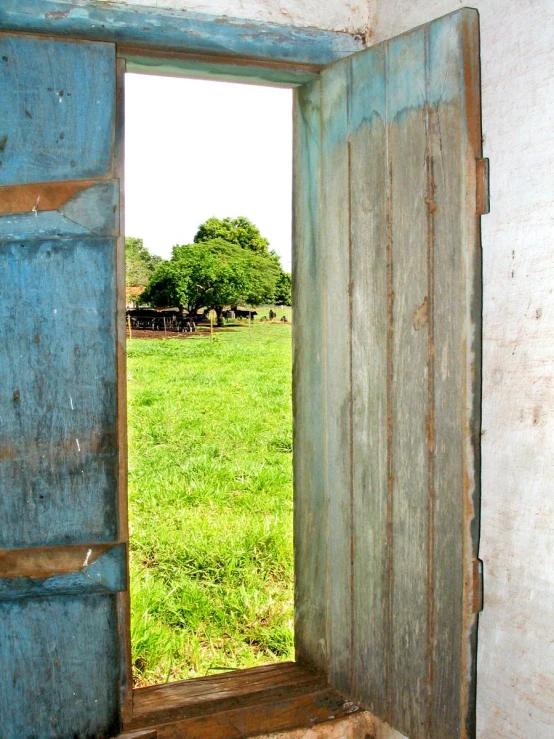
[81,0,370,34]
[369,2,554,738]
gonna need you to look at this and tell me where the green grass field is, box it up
[127,322,293,686]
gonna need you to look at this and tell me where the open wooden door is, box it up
[0,34,128,737]
[294,9,484,738]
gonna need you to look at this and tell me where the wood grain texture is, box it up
[123,50,318,89]
[0,0,363,68]
[125,662,358,739]
[0,594,121,739]
[320,55,353,696]
[0,541,120,578]
[0,180,120,239]
[387,27,430,737]
[293,78,328,673]
[294,10,482,738]
[128,663,326,729]
[0,179,99,214]
[0,32,124,738]
[0,33,115,186]
[0,238,118,548]
[349,42,388,717]
[0,543,127,600]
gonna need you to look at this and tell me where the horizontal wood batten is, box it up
[124,663,358,737]
[0,541,122,578]
[122,49,319,88]
[0,542,127,600]
[0,179,99,215]
[0,1,364,70]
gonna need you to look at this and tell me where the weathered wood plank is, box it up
[293,78,328,673]
[428,12,483,739]
[349,43,389,715]
[426,17,465,738]
[387,27,430,738]
[0,238,118,549]
[0,179,99,214]
[0,543,127,600]
[130,688,358,739]
[0,34,115,186]
[0,0,363,69]
[0,541,118,577]
[0,594,121,738]
[128,663,326,729]
[115,54,134,726]
[123,50,318,89]
[0,180,120,239]
[320,56,353,696]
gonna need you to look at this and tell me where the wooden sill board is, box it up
[120,662,359,738]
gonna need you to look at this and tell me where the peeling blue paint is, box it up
[0,0,363,70]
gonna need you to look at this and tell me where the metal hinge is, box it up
[476,158,490,215]
[472,558,484,613]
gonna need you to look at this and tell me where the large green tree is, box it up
[141,238,280,322]
[125,236,162,287]
[274,271,292,306]
[194,216,270,255]
[194,217,291,305]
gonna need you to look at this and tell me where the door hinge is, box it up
[472,558,484,613]
[476,158,490,215]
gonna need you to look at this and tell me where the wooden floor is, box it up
[119,662,359,738]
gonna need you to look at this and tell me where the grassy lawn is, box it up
[127,322,293,686]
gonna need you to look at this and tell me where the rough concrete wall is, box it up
[369,2,554,738]
[80,0,370,33]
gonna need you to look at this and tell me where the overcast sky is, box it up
[124,73,293,272]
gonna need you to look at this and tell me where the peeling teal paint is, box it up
[0,0,364,70]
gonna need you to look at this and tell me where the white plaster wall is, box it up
[87,0,370,33]
[370,1,554,738]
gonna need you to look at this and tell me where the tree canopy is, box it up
[125,237,162,287]
[194,216,270,255]
[140,238,281,318]
[274,271,292,306]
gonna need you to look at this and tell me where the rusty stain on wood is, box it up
[412,296,429,331]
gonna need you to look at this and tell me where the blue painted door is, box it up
[0,34,128,737]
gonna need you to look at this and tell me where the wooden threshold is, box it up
[119,662,359,738]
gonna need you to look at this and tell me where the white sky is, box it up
[124,73,293,272]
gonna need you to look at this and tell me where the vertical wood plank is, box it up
[349,45,389,715]
[0,34,115,185]
[428,12,483,739]
[319,56,353,694]
[387,28,430,739]
[293,78,328,673]
[427,17,464,737]
[115,56,134,725]
[0,595,120,739]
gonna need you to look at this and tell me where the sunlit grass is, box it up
[127,322,293,686]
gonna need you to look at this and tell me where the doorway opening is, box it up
[124,73,294,687]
